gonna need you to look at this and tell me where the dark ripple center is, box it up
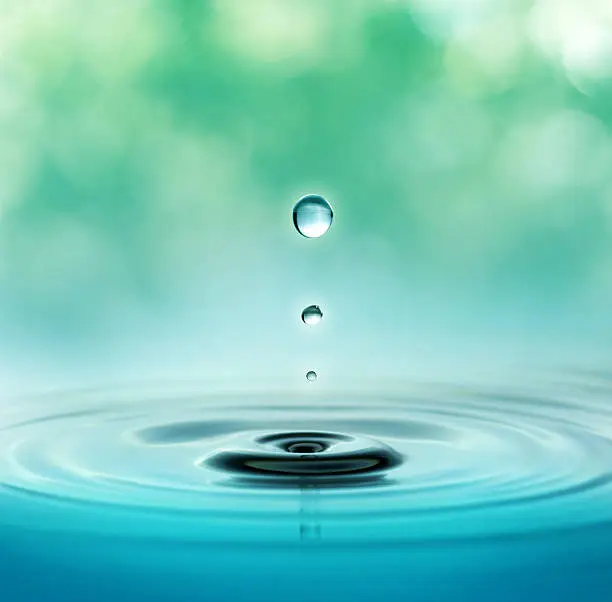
[287,442,325,454]
[202,430,403,485]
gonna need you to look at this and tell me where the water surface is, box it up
[2,373,612,601]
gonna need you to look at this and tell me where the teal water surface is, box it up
[2,373,612,601]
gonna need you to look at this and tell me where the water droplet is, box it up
[306,371,317,382]
[292,195,333,238]
[301,305,323,325]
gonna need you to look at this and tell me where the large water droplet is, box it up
[292,195,333,238]
[301,305,323,325]
[306,371,317,382]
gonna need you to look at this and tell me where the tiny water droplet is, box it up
[293,195,333,238]
[306,371,317,382]
[301,305,323,325]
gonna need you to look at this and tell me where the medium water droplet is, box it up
[301,305,323,325]
[306,371,317,382]
[292,195,333,238]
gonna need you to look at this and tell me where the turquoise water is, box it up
[2,373,612,601]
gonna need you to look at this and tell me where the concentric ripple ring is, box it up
[1,376,612,545]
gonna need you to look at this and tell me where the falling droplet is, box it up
[292,195,333,238]
[301,305,323,325]
[306,371,317,382]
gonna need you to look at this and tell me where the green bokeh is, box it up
[1,0,611,388]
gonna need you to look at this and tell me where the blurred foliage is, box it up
[0,0,611,379]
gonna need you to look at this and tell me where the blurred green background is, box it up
[1,0,612,391]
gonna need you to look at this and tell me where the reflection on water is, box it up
[201,429,403,483]
[2,373,612,600]
[1,373,612,544]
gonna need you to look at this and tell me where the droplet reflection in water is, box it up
[292,195,333,238]
[301,305,323,325]
[306,371,317,382]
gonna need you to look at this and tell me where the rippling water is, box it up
[2,373,612,601]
